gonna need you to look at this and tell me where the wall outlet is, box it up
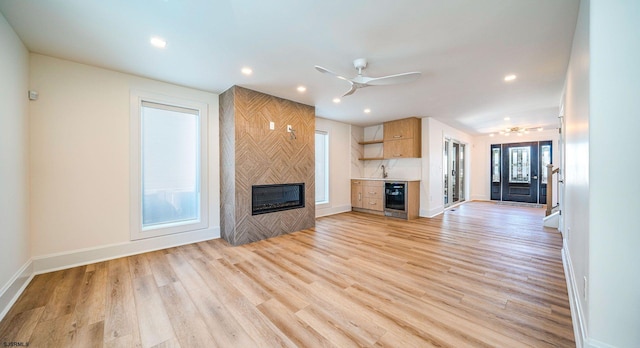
[269,121,275,130]
[287,125,292,132]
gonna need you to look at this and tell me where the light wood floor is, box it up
[0,201,575,347]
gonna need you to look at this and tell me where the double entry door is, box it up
[490,141,552,204]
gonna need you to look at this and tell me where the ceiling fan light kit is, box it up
[315,58,421,97]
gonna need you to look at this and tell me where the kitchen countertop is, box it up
[352,178,421,182]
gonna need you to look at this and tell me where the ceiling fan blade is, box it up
[342,84,357,97]
[365,72,421,86]
[315,65,350,81]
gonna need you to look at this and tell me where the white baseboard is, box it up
[470,194,489,201]
[316,204,352,218]
[0,260,34,321]
[562,243,587,348]
[32,227,220,275]
[1,227,219,321]
[420,206,443,218]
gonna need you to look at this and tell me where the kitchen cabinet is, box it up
[351,179,384,212]
[351,180,363,209]
[383,117,421,159]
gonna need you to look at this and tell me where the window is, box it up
[130,91,208,240]
[315,131,329,204]
[508,146,531,183]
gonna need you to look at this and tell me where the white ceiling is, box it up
[0,0,579,134]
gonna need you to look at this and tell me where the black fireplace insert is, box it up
[252,183,305,215]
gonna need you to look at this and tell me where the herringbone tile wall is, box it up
[220,86,315,245]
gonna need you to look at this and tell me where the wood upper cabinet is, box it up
[383,117,420,141]
[383,117,421,158]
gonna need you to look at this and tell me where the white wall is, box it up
[0,12,31,317]
[472,130,560,203]
[563,0,591,346]
[588,1,640,346]
[421,117,474,217]
[29,54,220,266]
[315,117,353,217]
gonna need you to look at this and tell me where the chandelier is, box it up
[490,126,544,137]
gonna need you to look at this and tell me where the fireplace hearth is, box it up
[252,183,305,215]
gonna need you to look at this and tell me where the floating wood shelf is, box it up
[358,140,383,145]
[358,157,384,161]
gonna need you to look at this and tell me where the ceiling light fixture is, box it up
[241,67,253,75]
[504,117,511,121]
[150,37,167,48]
[538,127,544,132]
[332,98,341,103]
[497,126,545,136]
[504,74,517,82]
[297,86,306,92]
[364,108,371,114]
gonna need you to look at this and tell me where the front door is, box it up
[501,142,539,203]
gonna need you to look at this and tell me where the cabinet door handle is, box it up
[368,191,376,194]
[393,135,402,138]
[394,154,403,157]
[353,181,360,184]
[369,202,376,205]
[358,193,362,201]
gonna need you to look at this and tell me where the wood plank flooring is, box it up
[0,201,575,347]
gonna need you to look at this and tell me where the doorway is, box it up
[444,138,465,207]
[490,141,552,204]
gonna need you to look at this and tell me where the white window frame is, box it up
[130,90,209,240]
[315,130,329,205]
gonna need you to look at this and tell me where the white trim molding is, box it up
[1,227,219,322]
[563,242,587,348]
[316,204,352,218]
[0,260,34,321]
[32,227,219,275]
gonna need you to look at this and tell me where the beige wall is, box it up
[29,54,220,258]
[316,117,353,217]
[421,117,474,217]
[0,12,30,313]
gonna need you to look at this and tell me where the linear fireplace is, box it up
[252,183,305,215]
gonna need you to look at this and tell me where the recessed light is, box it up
[241,67,253,75]
[504,117,511,121]
[332,98,341,103]
[364,108,371,114]
[538,127,544,131]
[150,37,167,48]
[504,74,517,82]
[297,86,306,93]
[489,133,495,137]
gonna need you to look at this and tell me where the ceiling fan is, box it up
[315,58,421,97]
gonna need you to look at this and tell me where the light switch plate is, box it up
[269,121,275,130]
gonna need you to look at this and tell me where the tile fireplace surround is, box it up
[219,86,315,245]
